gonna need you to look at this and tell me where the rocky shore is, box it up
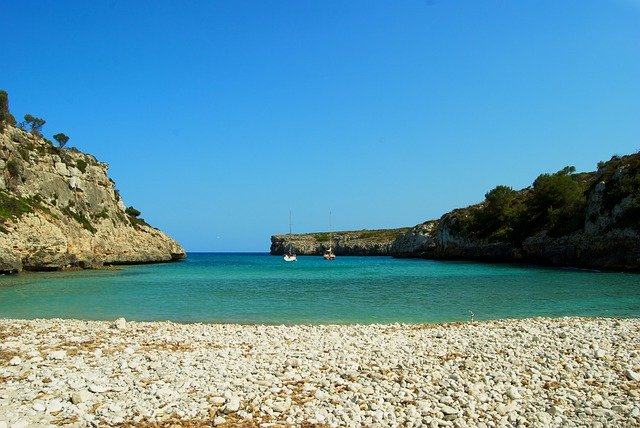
[1,318,639,427]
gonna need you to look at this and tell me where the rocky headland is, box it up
[0,124,185,273]
[1,317,639,427]
[270,228,409,256]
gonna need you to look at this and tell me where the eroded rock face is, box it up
[0,126,185,273]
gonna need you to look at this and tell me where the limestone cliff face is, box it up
[391,155,640,271]
[0,126,185,273]
[270,228,409,256]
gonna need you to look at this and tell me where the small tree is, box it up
[125,206,141,218]
[0,90,17,131]
[529,166,585,236]
[24,114,46,136]
[53,133,70,148]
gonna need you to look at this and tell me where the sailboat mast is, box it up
[288,210,292,251]
[329,211,332,248]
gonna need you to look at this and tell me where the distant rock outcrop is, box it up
[270,228,410,256]
[0,125,185,273]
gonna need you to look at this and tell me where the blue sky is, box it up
[2,1,639,252]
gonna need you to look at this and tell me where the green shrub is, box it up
[125,206,141,217]
[315,233,330,242]
[62,206,96,233]
[0,191,33,219]
[93,209,109,220]
[6,160,20,177]
[527,166,587,236]
[129,216,152,230]
[76,159,87,173]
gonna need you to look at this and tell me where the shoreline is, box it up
[1,317,639,427]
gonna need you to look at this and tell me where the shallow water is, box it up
[0,253,638,324]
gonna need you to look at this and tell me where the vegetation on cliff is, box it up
[447,154,639,244]
[392,152,640,270]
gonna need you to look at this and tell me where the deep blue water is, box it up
[0,253,638,324]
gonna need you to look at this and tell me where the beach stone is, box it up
[89,384,109,393]
[48,350,66,360]
[285,358,300,368]
[9,420,28,428]
[71,390,93,404]
[624,369,640,381]
[272,400,290,413]
[113,317,127,329]
[0,421,6,428]
[223,396,240,413]
[47,399,63,413]
[536,412,553,424]
[32,402,46,412]
[548,405,564,415]
[213,416,226,425]
[506,386,521,400]
[361,386,375,395]
[211,396,226,406]
[441,405,458,415]
[9,356,21,366]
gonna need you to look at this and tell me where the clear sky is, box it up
[2,1,639,252]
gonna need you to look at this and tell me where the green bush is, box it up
[125,206,141,217]
[76,159,87,173]
[315,233,330,242]
[0,191,33,219]
[62,206,96,233]
[528,166,587,236]
[6,160,20,177]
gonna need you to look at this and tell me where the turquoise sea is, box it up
[0,253,638,324]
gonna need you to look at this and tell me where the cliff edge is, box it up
[0,125,185,273]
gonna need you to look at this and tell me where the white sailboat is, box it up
[323,211,336,260]
[284,211,297,262]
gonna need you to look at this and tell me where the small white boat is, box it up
[284,211,297,262]
[323,211,336,260]
[323,248,336,260]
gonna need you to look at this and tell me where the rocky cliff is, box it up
[391,154,640,271]
[270,228,409,256]
[0,125,185,273]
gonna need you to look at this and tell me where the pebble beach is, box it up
[1,317,639,427]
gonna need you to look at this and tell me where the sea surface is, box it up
[0,253,638,324]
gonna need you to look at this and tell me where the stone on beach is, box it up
[113,317,127,329]
[71,390,93,405]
